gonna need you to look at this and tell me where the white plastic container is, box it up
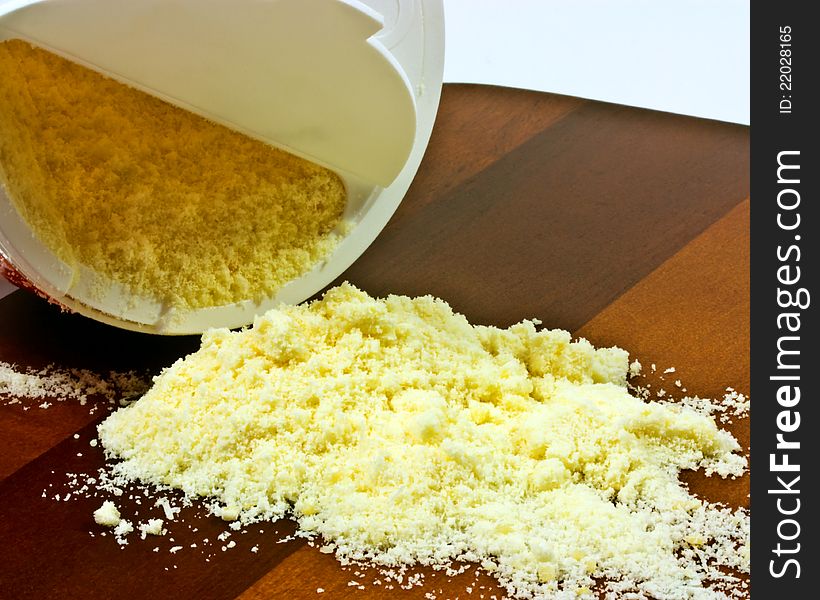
[0,0,444,333]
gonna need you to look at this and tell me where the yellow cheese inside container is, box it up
[0,0,444,333]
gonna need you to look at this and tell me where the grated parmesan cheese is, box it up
[98,283,749,598]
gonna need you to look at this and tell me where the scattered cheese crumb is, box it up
[93,501,121,527]
[0,361,148,414]
[138,518,165,539]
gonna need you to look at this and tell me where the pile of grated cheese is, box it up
[98,283,749,599]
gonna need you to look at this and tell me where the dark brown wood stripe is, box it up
[333,100,749,333]
[394,84,586,223]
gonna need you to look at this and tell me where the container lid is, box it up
[0,0,445,333]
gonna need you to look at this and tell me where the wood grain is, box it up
[0,84,749,599]
[334,99,750,333]
[395,84,585,221]
[238,545,506,600]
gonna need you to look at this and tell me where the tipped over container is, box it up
[0,0,444,334]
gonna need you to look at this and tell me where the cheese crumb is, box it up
[154,497,180,521]
[138,519,165,539]
[113,519,133,538]
[93,501,121,527]
[98,284,748,598]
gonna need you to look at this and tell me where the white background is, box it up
[443,0,749,125]
[0,0,749,301]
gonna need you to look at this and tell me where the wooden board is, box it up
[0,83,750,599]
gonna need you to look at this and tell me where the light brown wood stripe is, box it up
[0,419,305,600]
[238,545,506,600]
[0,399,106,480]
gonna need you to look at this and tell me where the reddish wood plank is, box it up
[238,546,505,600]
[0,401,106,480]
